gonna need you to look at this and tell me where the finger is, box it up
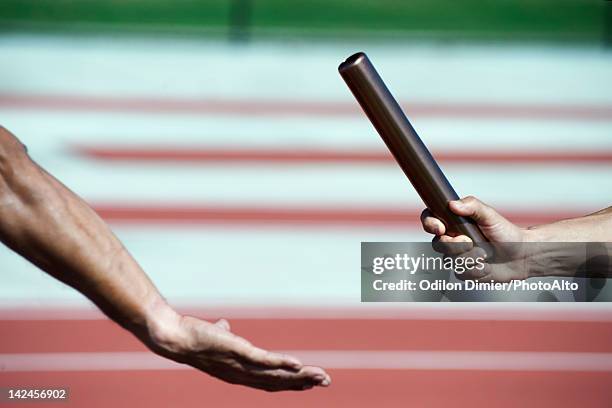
[212,330,304,371]
[457,245,488,261]
[432,235,473,255]
[244,346,303,371]
[249,365,331,391]
[214,318,231,331]
[205,348,330,392]
[200,358,312,392]
[449,196,501,226]
[300,365,331,386]
[420,209,446,235]
[453,247,490,280]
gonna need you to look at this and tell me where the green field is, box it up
[0,0,607,42]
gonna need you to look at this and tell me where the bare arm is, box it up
[0,127,330,391]
[525,206,612,242]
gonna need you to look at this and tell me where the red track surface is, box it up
[3,319,612,353]
[5,370,611,408]
[73,146,612,165]
[2,316,612,407]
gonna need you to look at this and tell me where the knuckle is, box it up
[270,370,284,380]
[245,350,260,361]
[264,352,281,365]
[463,195,478,204]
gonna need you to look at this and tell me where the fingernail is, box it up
[320,378,330,387]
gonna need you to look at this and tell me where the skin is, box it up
[420,196,612,281]
[0,126,330,392]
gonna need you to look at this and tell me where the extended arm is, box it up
[0,127,329,391]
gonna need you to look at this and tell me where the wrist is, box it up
[141,298,187,357]
[522,225,546,243]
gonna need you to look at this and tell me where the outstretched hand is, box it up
[148,311,331,392]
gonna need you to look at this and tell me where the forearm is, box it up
[525,207,612,242]
[523,208,612,278]
[0,128,173,342]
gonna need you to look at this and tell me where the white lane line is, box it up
[0,352,184,372]
[293,351,612,371]
[1,304,612,321]
[1,351,612,372]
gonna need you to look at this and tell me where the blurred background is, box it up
[1,1,611,407]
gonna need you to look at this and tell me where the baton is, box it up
[338,52,488,243]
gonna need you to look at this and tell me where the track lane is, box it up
[2,318,612,353]
[2,370,610,408]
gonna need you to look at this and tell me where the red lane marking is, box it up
[2,93,612,120]
[2,319,611,353]
[2,370,610,408]
[90,205,581,227]
[72,146,612,164]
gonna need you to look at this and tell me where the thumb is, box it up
[214,318,231,331]
[449,196,507,227]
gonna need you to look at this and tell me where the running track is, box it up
[2,308,612,407]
